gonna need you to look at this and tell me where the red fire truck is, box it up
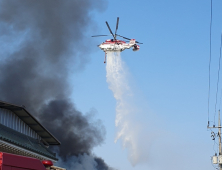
[0,152,65,170]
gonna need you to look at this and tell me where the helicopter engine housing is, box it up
[133,44,140,51]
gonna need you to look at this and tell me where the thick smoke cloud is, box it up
[0,0,112,169]
[39,99,105,159]
[0,0,104,110]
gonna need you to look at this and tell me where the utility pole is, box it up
[208,110,222,170]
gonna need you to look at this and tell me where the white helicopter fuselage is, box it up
[98,39,140,52]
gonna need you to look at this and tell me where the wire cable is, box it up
[208,0,213,125]
[214,33,222,123]
[219,89,222,110]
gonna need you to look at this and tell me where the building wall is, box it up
[0,108,40,139]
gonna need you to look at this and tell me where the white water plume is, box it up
[106,52,151,166]
[105,52,214,170]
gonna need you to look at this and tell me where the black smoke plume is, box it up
[0,0,113,169]
[39,99,105,159]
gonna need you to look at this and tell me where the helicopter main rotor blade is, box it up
[106,21,114,38]
[135,41,143,44]
[117,34,143,44]
[114,17,119,39]
[92,35,110,37]
[116,34,131,40]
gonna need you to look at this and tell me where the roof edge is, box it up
[0,100,61,145]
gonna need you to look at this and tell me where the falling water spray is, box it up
[106,52,151,166]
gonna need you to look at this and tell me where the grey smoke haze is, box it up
[0,0,112,169]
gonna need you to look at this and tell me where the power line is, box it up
[208,0,213,125]
[219,89,222,109]
[214,33,222,123]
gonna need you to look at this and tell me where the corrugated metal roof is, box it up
[0,123,58,160]
[0,100,60,145]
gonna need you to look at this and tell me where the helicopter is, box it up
[92,17,142,63]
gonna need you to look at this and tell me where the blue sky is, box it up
[70,0,222,170]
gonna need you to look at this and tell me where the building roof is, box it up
[0,100,60,145]
[0,123,58,161]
